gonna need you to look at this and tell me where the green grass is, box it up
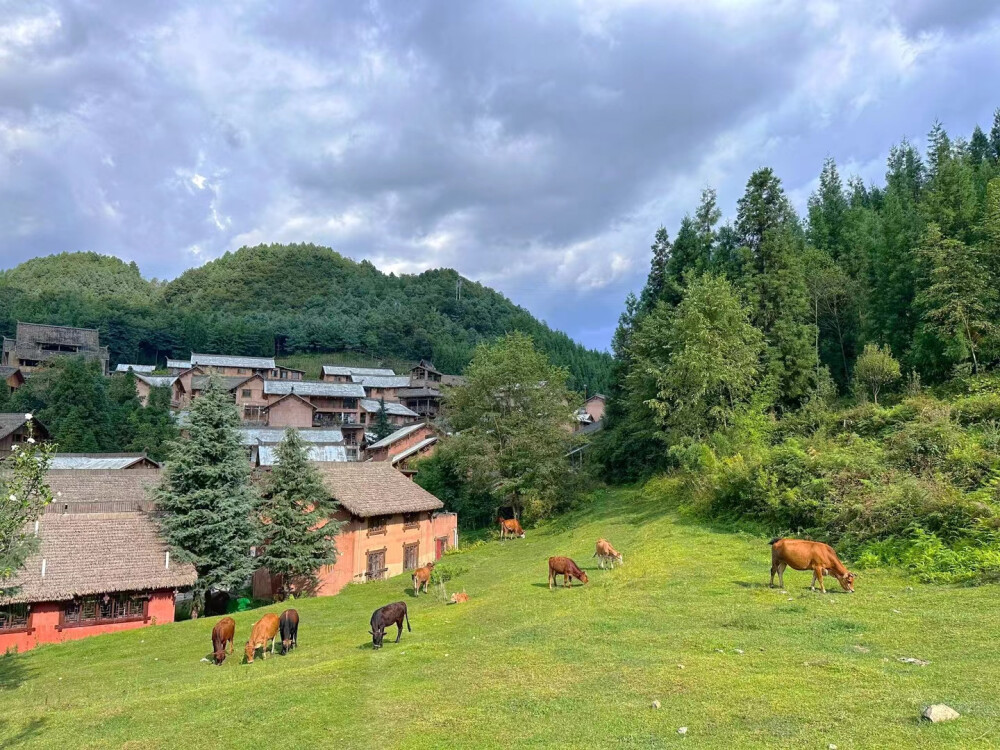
[4,487,1000,749]
[276,352,416,380]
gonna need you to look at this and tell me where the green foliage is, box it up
[0,418,54,593]
[372,397,394,441]
[256,428,341,597]
[853,343,901,404]
[155,377,259,603]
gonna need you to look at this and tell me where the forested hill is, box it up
[0,245,613,392]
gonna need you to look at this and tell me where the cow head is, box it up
[839,572,856,593]
[577,570,589,584]
[214,648,227,665]
[615,553,624,565]
[370,625,386,649]
[244,640,256,663]
[281,638,291,655]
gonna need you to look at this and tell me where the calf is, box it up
[593,538,623,569]
[449,591,469,604]
[279,609,299,655]
[498,516,525,540]
[412,562,435,596]
[211,616,236,665]
[548,556,589,589]
[244,613,280,663]
[370,601,411,650]
[769,538,856,594]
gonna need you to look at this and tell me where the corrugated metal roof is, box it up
[49,454,157,470]
[257,444,349,466]
[359,399,418,417]
[115,364,156,373]
[367,422,425,450]
[237,426,344,445]
[191,353,276,369]
[390,436,438,464]
[263,380,365,398]
[322,365,396,377]
[352,375,413,388]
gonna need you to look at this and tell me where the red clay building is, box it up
[364,423,439,469]
[0,471,196,653]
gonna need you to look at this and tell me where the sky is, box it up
[2,1,1000,351]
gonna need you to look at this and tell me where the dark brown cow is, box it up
[412,562,435,596]
[211,616,235,665]
[769,538,856,593]
[244,613,280,663]
[370,601,410,650]
[498,516,525,540]
[548,556,588,589]
[279,609,298,655]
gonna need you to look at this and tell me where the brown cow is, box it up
[769,538,856,593]
[279,609,298,655]
[548,556,588,589]
[244,613,280,663]
[498,516,525,540]
[412,562,435,596]
[211,616,236,665]
[449,591,469,604]
[593,538,623,569]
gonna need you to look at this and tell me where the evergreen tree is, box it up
[990,108,1000,164]
[922,123,977,241]
[970,125,991,166]
[36,357,112,452]
[372,396,394,441]
[736,167,798,260]
[127,386,178,462]
[108,371,142,449]
[256,428,340,598]
[807,158,849,259]
[638,227,671,314]
[155,377,259,604]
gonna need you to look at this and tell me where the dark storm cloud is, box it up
[1,0,998,348]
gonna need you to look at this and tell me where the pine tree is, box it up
[638,227,671,314]
[990,108,1000,164]
[736,167,798,261]
[37,357,112,452]
[108,371,142,449]
[155,377,259,604]
[807,158,849,259]
[127,386,178,462]
[256,428,341,598]
[970,125,991,166]
[372,396,394,440]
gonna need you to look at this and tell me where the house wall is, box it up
[0,425,30,453]
[364,386,401,403]
[368,425,434,462]
[585,397,606,422]
[267,397,314,429]
[0,590,177,653]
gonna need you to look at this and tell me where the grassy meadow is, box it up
[2,487,1000,749]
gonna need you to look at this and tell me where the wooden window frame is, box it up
[403,512,420,530]
[367,515,388,536]
[403,542,420,571]
[365,548,388,580]
[0,603,33,635]
[241,389,252,398]
[57,593,150,631]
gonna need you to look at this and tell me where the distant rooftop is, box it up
[322,365,396,377]
[263,380,365,398]
[256,444,348,466]
[190,353,276,369]
[352,375,412,388]
[49,453,160,470]
[367,422,426,450]
[360,399,418,417]
[237,426,345,445]
[166,359,192,370]
[135,374,177,388]
[115,364,156,374]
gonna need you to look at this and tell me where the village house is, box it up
[238,426,352,466]
[134,374,180,407]
[583,393,606,422]
[321,365,395,383]
[262,381,366,446]
[0,414,50,452]
[1,366,24,394]
[49,453,161,470]
[2,322,110,375]
[364,423,439,471]
[187,353,304,381]
[114,364,156,375]
[0,470,196,653]
[359,398,419,428]
[252,462,457,598]
[352,374,412,402]
[398,359,466,418]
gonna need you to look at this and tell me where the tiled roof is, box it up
[2,470,196,604]
[166,359,191,369]
[397,387,441,399]
[390,436,439,465]
[315,462,444,517]
[191,353,276,369]
[135,375,177,388]
[587,393,607,402]
[49,454,160,470]
[0,413,29,441]
[115,364,156,374]
[367,423,425,450]
[359,399,418,417]
[256,444,348,466]
[322,365,396,377]
[413,359,442,375]
[190,375,255,392]
[0,366,21,379]
[441,374,466,387]
[237,426,345,445]
[352,375,412,388]
[263,380,365,398]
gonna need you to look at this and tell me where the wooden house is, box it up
[1,322,109,374]
[359,398,419,428]
[188,353,304,381]
[1,366,24,394]
[252,463,457,598]
[321,365,395,384]
[133,374,179,407]
[0,414,50,452]
[0,471,196,653]
[114,364,156,375]
[364,423,439,470]
[351,374,412,402]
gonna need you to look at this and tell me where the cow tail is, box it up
[768,537,780,546]
[404,607,411,632]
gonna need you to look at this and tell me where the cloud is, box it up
[1,0,999,349]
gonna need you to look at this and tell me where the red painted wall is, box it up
[0,590,177,654]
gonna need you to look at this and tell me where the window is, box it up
[243,405,266,423]
[403,512,420,530]
[403,543,419,570]
[241,389,252,398]
[61,593,148,628]
[343,398,358,409]
[0,603,30,632]
[366,549,387,580]
[367,515,387,536]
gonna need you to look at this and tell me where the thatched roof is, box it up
[2,470,196,604]
[316,463,444,517]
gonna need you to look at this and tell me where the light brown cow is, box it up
[211,616,236,665]
[593,538,623,569]
[769,538,856,593]
[498,516,525,540]
[548,556,588,589]
[412,562,435,596]
[244,613,280,663]
[449,591,469,604]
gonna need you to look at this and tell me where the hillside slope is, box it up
[0,248,613,392]
[2,488,998,749]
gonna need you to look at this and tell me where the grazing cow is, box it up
[548,556,589,589]
[279,609,299,655]
[769,538,856,594]
[449,591,469,604]
[498,516,525,540]
[211,616,236,665]
[244,613,280,663]
[370,601,410,650]
[593,538,623,569]
[412,562,435,596]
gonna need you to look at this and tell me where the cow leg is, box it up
[770,564,777,587]
[814,566,826,593]
[778,563,786,589]
[395,622,403,643]
[549,569,554,590]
